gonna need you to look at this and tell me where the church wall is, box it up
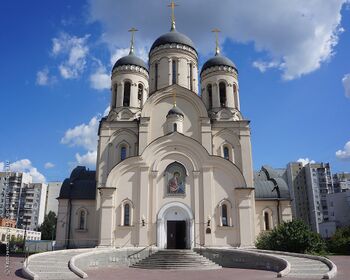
[254,200,293,238]
[70,200,98,247]
[55,199,98,248]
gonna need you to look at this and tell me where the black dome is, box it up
[150,30,196,53]
[167,106,184,117]
[112,53,148,72]
[201,55,237,74]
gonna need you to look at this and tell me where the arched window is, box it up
[77,209,87,230]
[138,84,143,106]
[207,84,213,109]
[264,212,270,230]
[155,63,158,90]
[189,63,193,91]
[223,146,230,160]
[124,204,130,226]
[123,81,131,107]
[120,146,127,161]
[172,59,177,84]
[219,82,226,107]
[174,123,177,132]
[222,204,228,226]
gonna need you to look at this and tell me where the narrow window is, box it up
[79,211,85,230]
[155,63,158,90]
[264,212,270,230]
[123,81,131,107]
[112,84,117,108]
[138,84,143,106]
[219,82,226,107]
[120,146,127,161]
[174,123,177,132]
[189,63,193,91]
[172,60,177,84]
[207,84,213,109]
[222,204,228,226]
[124,204,130,226]
[223,146,229,160]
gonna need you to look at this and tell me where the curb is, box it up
[248,249,337,279]
[69,248,115,278]
[22,248,92,280]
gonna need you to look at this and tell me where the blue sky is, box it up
[0,0,349,182]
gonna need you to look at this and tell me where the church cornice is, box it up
[112,65,149,78]
[200,65,238,79]
[149,43,198,58]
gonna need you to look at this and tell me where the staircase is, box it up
[264,253,331,279]
[131,249,221,270]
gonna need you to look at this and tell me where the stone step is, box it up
[287,273,326,278]
[131,249,221,270]
[35,271,80,280]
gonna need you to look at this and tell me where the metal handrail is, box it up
[127,243,156,259]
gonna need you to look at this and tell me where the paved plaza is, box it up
[0,254,349,280]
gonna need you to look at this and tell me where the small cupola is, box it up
[110,28,149,110]
[200,29,240,112]
[165,91,184,134]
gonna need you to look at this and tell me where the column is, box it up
[138,167,149,246]
[130,82,138,108]
[235,188,255,247]
[193,170,202,246]
[203,167,214,246]
[116,83,124,107]
[98,187,116,247]
[212,83,220,108]
[226,83,235,108]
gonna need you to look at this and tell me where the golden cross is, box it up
[168,0,179,30]
[212,28,221,55]
[128,27,138,54]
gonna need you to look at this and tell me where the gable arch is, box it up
[141,85,208,118]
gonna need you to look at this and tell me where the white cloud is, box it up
[61,116,99,151]
[342,73,350,98]
[62,107,110,168]
[36,68,56,86]
[88,0,349,80]
[75,151,97,167]
[44,162,55,169]
[52,33,90,79]
[336,141,350,160]
[252,60,282,73]
[90,65,110,90]
[0,159,46,183]
[297,158,316,166]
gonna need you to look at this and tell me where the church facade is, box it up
[56,17,292,249]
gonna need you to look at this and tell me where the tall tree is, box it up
[39,211,57,240]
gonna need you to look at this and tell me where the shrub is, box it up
[255,219,326,255]
[327,226,350,255]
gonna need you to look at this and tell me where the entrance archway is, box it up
[157,202,194,249]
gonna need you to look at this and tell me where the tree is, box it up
[255,219,326,255]
[327,226,350,255]
[39,211,57,240]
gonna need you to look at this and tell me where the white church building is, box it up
[56,13,292,250]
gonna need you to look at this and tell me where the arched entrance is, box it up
[157,202,194,249]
